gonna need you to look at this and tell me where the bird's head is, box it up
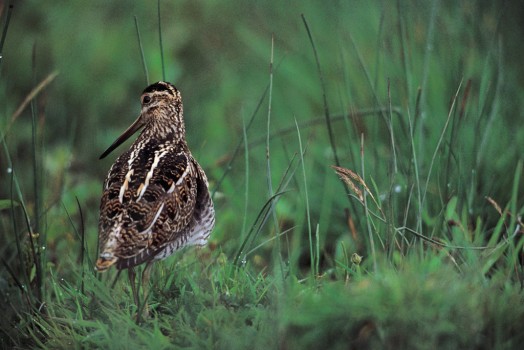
[140,81,181,120]
[99,81,185,160]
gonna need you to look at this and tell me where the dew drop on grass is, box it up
[7,167,12,173]
[394,185,402,193]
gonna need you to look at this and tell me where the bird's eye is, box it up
[143,95,152,104]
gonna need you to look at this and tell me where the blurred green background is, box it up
[1,0,524,348]
[3,0,522,259]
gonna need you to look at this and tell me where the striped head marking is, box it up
[141,81,180,108]
[99,81,184,160]
[142,81,178,95]
[140,81,184,135]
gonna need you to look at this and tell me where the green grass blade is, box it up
[0,3,14,68]
[295,118,313,276]
[422,79,463,206]
[157,0,165,81]
[301,14,340,168]
[134,16,149,85]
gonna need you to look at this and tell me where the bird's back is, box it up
[97,134,214,271]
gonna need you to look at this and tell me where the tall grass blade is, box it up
[347,31,384,118]
[360,134,377,272]
[395,0,412,107]
[406,108,423,233]
[373,6,385,89]
[386,79,398,174]
[30,45,44,303]
[2,71,59,141]
[157,0,165,81]
[315,223,320,277]
[264,35,284,275]
[63,198,88,293]
[265,35,274,196]
[475,40,503,169]
[2,258,30,307]
[301,14,340,168]
[418,0,440,120]
[233,190,288,267]
[422,79,462,205]
[212,84,269,197]
[235,151,300,266]
[9,170,34,307]
[295,119,313,275]
[508,160,522,235]
[241,115,249,236]
[0,3,14,68]
[134,16,149,85]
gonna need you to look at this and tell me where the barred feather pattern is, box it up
[96,81,215,271]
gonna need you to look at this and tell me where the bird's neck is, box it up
[138,122,186,145]
[143,106,186,143]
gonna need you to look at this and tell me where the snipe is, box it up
[96,81,215,318]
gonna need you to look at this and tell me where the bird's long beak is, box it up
[99,115,145,159]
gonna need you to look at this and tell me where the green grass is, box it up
[1,1,524,349]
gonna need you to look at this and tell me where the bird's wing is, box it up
[153,156,215,261]
[185,158,215,245]
[98,141,197,269]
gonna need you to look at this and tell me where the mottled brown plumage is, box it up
[96,81,215,274]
